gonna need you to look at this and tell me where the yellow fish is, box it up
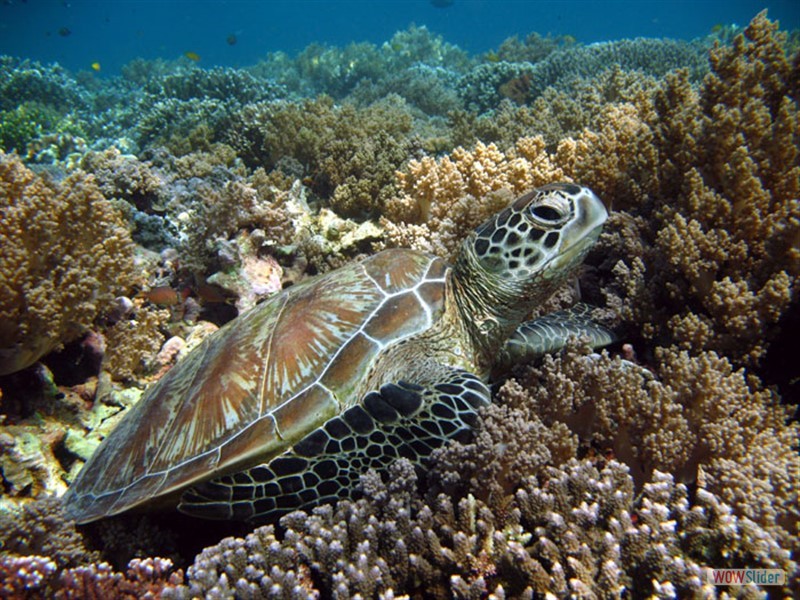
[184,51,201,62]
[91,62,101,71]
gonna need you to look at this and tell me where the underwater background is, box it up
[1,0,799,597]
[1,0,798,73]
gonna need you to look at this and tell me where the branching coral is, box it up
[0,497,100,569]
[0,554,184,598]
[0,498,184,596]
[382,138,565,256]
[102,301,170,382]
[437,341,800,559]
[168,458,795,598]
[0,57,85,113]
[0,153,136,375]
[78,147,165,211]
[0,14,796,600]
[393,11,798,366]
[596,11,800,366]
[457,37,707,113]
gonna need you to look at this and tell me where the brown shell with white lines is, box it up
[62,249,448,522]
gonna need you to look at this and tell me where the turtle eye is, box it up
[532,205,561,221]
[528,197,574,229]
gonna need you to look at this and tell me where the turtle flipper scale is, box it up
[498,303,615,370]
[179,370,490,523]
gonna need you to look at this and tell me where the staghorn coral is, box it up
[0,153,136,375]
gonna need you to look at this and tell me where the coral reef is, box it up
[227,95,418,217]
[0,57,85,113]
[253,25,470,101]
[594,11,800,366]
[458,37,708,113]
[450,66,659,149]
[0,153,136,375]
[433,342,800,556]
[0,553,184,598]
[78,148,165,211]
[0,497,100,569]
[165,458,794,598]
[389,11,798,366]
[102,301,170,382]
[0,10,797,598]
[382,138,565,256]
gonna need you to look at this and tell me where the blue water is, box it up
[1,0,797,75]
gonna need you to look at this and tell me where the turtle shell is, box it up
[63,249,449,523]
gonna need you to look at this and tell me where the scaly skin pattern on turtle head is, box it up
[450,183,607,374]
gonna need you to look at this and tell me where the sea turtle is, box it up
[63,183,612,524]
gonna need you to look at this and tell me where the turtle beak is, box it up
[549,188,607,269]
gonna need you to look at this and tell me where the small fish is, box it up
[91,61,101,71]
[58,26,71,37]
[142,286,189,306]
[184,51,200,62]
[195,283,230,304]
[226,33,237,46]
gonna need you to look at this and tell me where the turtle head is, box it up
[456,183,607,306]
[471,183,606,283]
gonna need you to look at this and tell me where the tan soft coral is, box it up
[612,12,799,365]
[470,342,800,557]
[0,153,136,375]
[383,139,564,256]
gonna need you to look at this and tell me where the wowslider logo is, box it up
[707,569,785,586]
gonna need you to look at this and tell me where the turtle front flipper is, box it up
[497,303,615,371]
[179,369,490,523]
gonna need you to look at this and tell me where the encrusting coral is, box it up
[0,152,136,375]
